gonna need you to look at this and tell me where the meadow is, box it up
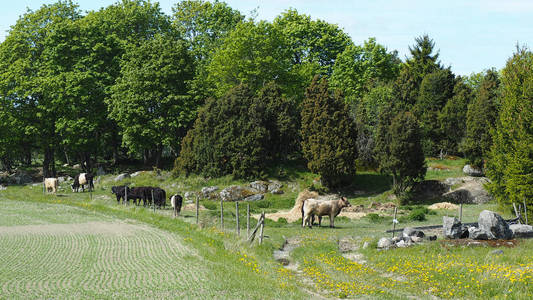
[0,158,531,299]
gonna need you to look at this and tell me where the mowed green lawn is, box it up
[0,197,304,299]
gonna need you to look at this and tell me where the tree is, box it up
[172,0,243,61]
[354,84,395,167]
[175,84,268,178]
[0,1,82,177]
[300,76,357,187]
[394,35,441,109]
[273,8,352,77]
[487,47,533,213]
[206,20,295,98]
[414,68,456,156]
[375,109,426,201]
[108,33,195,167]
[461,69,500,168]
[330,38,400,104]
[438,78,473,154]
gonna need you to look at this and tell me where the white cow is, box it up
[44,178,58,193]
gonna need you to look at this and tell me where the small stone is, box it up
[396,240,408,248]
[244,194,264,202]
[463,164,483,176]
[468,226,489,240]
[411,236,423,243]
[377,237,394,249]
[491,249,504,255]
[403,227,425,238]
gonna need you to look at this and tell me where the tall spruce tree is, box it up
[461,69,500,168]
[300,76,357,187]
[487,47,533,214]
[375,109,426,201]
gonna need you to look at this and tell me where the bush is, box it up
[407,208,427,221]
[365,213,385,223]
[202,201,217,210]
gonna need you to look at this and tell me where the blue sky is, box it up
[1,0,531,75]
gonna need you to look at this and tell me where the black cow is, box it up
[71,173,94,192]
[127,187,148,206]
[111,186,127,204]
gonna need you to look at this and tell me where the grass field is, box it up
[1,158,531,299]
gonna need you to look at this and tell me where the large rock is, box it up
[377,237,394,249]
[411,180,450,201]
[250,181,268,193]
[463,165,483,177]
[219,185,256,202]
[403,227,426,238]
[201,186,219,199]
[443,216,468,239]
[442,178,492,204]
[268,181,283,193]
[478,210,513,240]
[114,173,130,182]
[468,226,489,240]
[244,194,264,202]
[509,224,533,238]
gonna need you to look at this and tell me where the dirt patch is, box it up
[428,202,458,210]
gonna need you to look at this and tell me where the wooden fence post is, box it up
[196,194,199,225]
[220,198,224,230]
[236,202,240,236]
[247,203,250,237]
[523,200,528,225]
[392,207,398,238]
[259,212,265,244]
[151,189,155,212]
[513,203,521,224]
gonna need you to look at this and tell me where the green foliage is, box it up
[300,76,358,187]
[414,68,456,156]
[108,33,195,166]
[365,213,390,224]
[461,69,500,168]
[273,8,352,77]
[438,78,473,154]
[393,35,442,108]
[206,20,295,98]
[406,208,427,221]
[175,83,297,179]
[487,47,533,214]
[330,38,400,104]
[375,110,426,201]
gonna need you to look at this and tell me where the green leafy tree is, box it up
[375,109,426,201]
[461,69,500,167]
[330,38,400,104]
[414,68,456,156]
[273,8,352,78]
[206,20,295,98]
[300,76,357,187]
[355,84,395,167]
[487,47,533,213]
[438,77,473,154]
[0,1,82,176]
[108,33,195,167]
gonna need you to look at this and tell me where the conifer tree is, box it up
[487,48,533,213]
[300,76,357,187]
[461,69,500,168]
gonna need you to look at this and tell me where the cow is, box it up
[152,187,166,208]
[170,194,183,218]
[71,173,94,192]
[111,186,127,204]
[127,187,148,206]
[44,178,58,193]
[302,197,351,228]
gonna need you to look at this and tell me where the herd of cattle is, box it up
[44,172,353,226]
[44,173,183,217]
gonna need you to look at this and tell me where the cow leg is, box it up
[329,214,334,228]
[318,216,322,227]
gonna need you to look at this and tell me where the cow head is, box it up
[340,197,351,208]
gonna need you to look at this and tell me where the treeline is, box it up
[0,1,531,208]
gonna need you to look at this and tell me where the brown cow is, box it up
[301,197,351,228]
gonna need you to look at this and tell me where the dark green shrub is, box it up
[202,201,217,210]
[407,208,427,221]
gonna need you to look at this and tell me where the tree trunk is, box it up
[43,147,56,178]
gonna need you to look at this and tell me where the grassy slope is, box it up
[1,157,531,299]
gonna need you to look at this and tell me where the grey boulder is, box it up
[443,216,468,239]
[509,224,533,238]
[478,210,513,240]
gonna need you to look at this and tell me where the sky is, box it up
[1,0,532,76]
